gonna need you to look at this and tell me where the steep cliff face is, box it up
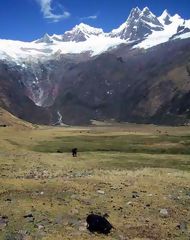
[0,61,52,125]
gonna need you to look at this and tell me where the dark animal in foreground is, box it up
[72,148,78,157]
[86,214,113,234]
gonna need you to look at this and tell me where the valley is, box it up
[0,122,190,239]
[1,2,190,240]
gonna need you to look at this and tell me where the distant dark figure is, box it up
[86,214,113,235]
[72,148,78,157]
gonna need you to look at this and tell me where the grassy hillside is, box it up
[0,107,33,129]
[0,124,190,239]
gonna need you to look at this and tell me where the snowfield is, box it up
[0,36,125,64]
[134,14,186,49]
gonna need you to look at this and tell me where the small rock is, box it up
[23,213,34,222]
[71,208,79,215]
[147,193,153,197]
[132,191,139,198]
[97,190,105,195]
[159,209,169,218]
[24,213,33,218]
[37,224,45,230]
[127,201,133,206]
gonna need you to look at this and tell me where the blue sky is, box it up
[0,0,189,41]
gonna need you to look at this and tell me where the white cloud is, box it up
[35,0,70,22]
[80,14,99,21]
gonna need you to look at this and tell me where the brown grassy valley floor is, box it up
[0,121,190,239]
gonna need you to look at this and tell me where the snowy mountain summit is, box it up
[158,10,172,25]
[110,7,164,40]
[0,7,190,63]
[36,23,104,43]
[61,23,104,42]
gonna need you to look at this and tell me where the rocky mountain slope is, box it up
[0,7,190,125]
[51,38,190,125]
[0,61,52,124]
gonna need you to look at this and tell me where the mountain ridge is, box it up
[0,7,190,65]
[0,7,190,126]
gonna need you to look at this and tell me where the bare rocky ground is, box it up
[0,124,190,239]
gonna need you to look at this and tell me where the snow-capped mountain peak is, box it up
[139,7,163,28]
[0,6,190,66]
[159,9,171,19]
[141,6,153,16]
[35,23,105,44]
[134,9,189,50]
[158,9,172,25]
[35,33,54,44]
[171,14,185,26]
[128,6,141,18]
[110,6,163,40]
[61,23,104,42]
[111,7,143,37]
[71,23,104,35]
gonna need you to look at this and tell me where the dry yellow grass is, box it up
[0,123,190,239]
